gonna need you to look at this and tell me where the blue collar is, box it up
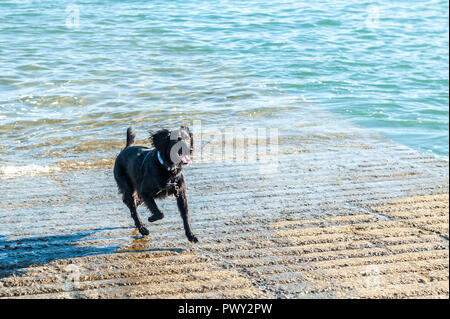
[157,151,164,166]
[157,151,174,171]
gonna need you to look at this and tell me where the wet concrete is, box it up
[0,113,448,298]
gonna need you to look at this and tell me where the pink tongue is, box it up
[180,154,191,164]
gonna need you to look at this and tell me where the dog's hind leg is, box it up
[114,161,149,236]
[141,193,164,222]
[122,190,149,236]
[175,177,198,243]
[123,190,149,236]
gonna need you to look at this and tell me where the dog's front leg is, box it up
[141,193,164,222]
[176,178,198,243]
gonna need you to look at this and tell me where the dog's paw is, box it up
[187,235,198,243]
[139,226,150,236]
[148,213,164,223]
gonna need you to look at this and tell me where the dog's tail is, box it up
[126,127,136,147]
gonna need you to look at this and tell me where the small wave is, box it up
[0,164,60,179]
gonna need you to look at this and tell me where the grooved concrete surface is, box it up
[0,117,448,298]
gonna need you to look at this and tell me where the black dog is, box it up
[114,126,198,242]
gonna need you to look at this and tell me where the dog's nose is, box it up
[178,137,182,141]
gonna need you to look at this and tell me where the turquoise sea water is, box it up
[0,0,448,169]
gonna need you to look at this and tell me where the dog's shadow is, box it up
[0,229,186,279]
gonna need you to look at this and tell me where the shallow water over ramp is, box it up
[0,117,448,298]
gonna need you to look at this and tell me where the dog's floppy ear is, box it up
[150,129,170,151]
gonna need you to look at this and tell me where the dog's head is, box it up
[150,126,193,167]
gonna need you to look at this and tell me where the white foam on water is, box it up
[0,164,60,179]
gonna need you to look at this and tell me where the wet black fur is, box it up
[113,126,197,242]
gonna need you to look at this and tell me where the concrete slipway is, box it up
[0,107,448,298]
